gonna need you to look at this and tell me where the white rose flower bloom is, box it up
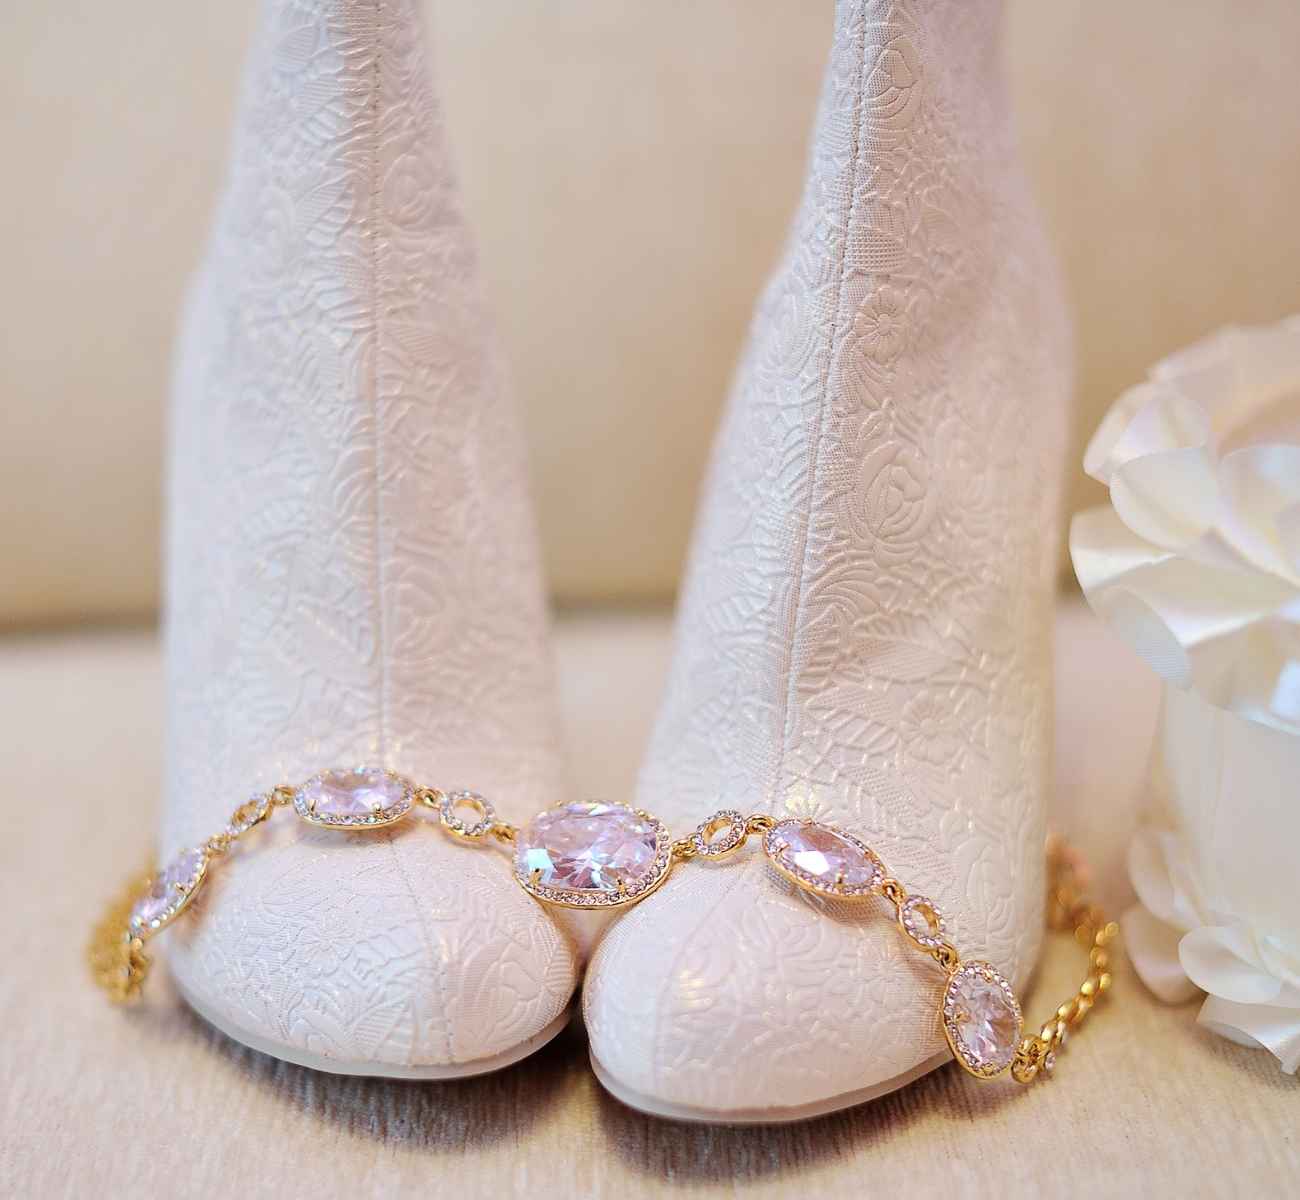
[1070,316,1300,1073]
[1072,317,1300,733]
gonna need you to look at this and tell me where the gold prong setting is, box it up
[512,800,672,909]
[942,960,1024,1078]
[762,818,884,898]
[93,770,1111,1087]
[128,847,210,936]
[292,766,413,830]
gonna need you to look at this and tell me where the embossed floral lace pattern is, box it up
[162,0,573,1070]
[586,0,1070,1113]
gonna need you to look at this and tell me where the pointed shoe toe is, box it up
[165,821,577,1078]
[584,853,1038,1123]
[158,0,576,1078]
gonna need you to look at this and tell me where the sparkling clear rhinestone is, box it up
[516,802,660,895]
[294,767,411,828]
[767,821,880,894]
[130,848,207,933]
[944,964,1022,1074]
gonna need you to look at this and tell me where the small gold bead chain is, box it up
[89,778,1112,1085]
[1012,835,1117,1083]
[87,865,156,1003]
[86,784,295,1002]
[671,813,1113,1084]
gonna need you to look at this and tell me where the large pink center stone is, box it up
[951,972,1020,1069]
[301,768,405,817]
[517,802,659,893]
[771,822,878,889]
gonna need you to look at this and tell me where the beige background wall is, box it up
[4,1,1299,625]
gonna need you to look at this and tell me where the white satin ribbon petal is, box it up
[1083,382,1154,484]
[1077,317,1300,1075]
[1127,827,1202,932]
[1071,505,1300,734]
[1258,934,1300,995]
[1121,904,1202,1004]
[1119,697,1300,1074]
[1218,444,1300,583]
[1074,321,1300,731]
[1197,996,1300,1075]
[1110,445,1220,552]
[1178,925,1284,1006]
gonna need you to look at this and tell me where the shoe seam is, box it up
[647,856,760,1095]
[770,8,870,816]
[364,0,455,1068]
[645,12,871,1098]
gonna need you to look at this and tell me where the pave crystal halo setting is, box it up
[942,961,1025,1077]
[513,801,672,908]
[762,819,884,898]
[293,766,413,829]
[128,847,209,936]
[91,768,1113,1089]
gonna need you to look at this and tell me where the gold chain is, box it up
[686,814,1114,1084]
[86,788,278,1002]
[86,866,154,1002]
[1008,836,1117,1082]
[90,779,1112,1087]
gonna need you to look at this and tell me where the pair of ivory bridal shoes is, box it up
[143,0,1069,1123]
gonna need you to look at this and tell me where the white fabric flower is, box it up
[1071,316,1300,734]
[1073,318,1300,1072]
[1124,826,1300,1073]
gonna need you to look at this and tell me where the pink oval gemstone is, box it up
[767,820,881,894]
[130,848,207,933]
[944,963,1022,1074]
[295,767,411,827]
[516,802,660,895]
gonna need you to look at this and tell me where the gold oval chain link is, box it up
[1009,837,1117,1082]
[89,787,1112,1088]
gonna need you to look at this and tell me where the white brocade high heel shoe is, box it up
[161,0,576,1077]
[583,0,1071,1121]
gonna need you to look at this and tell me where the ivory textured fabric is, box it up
[161,0,575,1073]
[3,602,1298,1197]
[585,0,1069,1118]
[6,1,1300,624]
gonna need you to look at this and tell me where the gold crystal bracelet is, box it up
[89,767,1113,1084]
